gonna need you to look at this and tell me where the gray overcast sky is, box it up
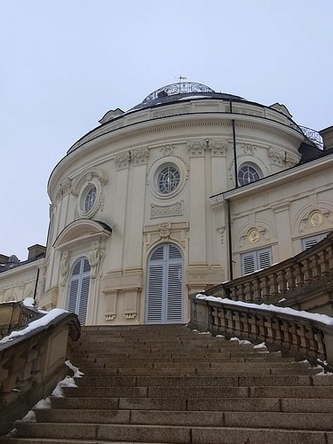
[1,0,332,260]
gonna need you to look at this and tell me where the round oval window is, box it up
[83,185,97,213]
[156,166,180,194]
[238,164,261,186]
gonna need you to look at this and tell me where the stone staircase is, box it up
[3,324,333,444]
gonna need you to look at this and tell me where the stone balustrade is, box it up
[0,310,80,436]
[206,231,333,314]
[188,293,333,369]
[0,301,46,340]
[189,231,333,368]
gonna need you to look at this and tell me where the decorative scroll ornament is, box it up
[114,151,131,170]
[131,147,149,165]
[60,251,70,287]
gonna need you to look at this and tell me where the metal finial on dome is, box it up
[142,81,215,104]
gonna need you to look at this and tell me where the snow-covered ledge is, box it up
[0,309,80,436]
[188,293,333,369]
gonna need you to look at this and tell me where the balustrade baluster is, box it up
[238,283,246,302]
[311,253,321,279]
[277,269,287,294]
[244,280,254,302]
[260,275,270,299]
[319,248,329,275]
[326,243,333,271]
[302,258,313,283]
[293,262,304,287]
[269,272,279,297]
[230,284,238,301]
[252,277,261,301]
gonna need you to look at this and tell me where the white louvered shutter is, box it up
[242,252,256,275]
[146,244,183,324]
[258,249,272,269]
[147,263,164,323]
[67,257,91,326]
[241,248,272,275]
[302,234,327,250]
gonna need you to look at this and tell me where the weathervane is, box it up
[176,75,187,84]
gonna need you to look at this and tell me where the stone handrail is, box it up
[206,231,333,311]
[188,294,333,369]
[0,310,80,436]
[0,302,45,339]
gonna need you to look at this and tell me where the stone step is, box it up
[11,422,333,443]
[4,324,333,443]
[71,365,319,377]
[73,351,277,364]
[32,408,333,430]
[51,395,333,413]
[74,374,315,388]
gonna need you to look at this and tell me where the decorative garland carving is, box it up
[151,201,183,218]
[160,144,176,157]
[241,143,257,156]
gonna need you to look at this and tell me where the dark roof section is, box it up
[298,142,333,164]
[128,81,246,113]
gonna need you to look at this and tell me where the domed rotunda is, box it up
[41,81,332,325]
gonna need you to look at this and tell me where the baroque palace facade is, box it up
[1,82,333,325]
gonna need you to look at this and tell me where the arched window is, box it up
[67,257,90,325]
[238,163,262,186]
[146,243,183,324]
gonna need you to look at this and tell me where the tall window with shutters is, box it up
[241,247,272,275]
[146,243,183,324]
[67,257,91,325]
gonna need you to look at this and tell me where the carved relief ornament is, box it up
[55,178,73,203]
[187,140,207,157]
[131,147,149,165]
[144,222,189,251]
[114,151,131,170]
[160,144,176,156]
